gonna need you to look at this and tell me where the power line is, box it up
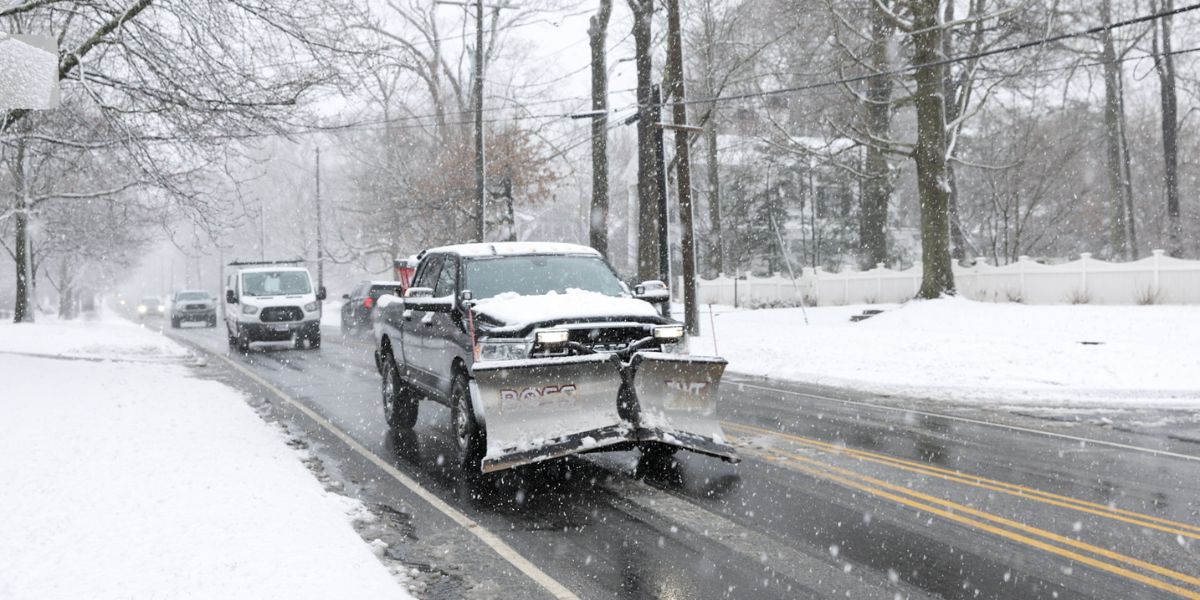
[664,1,1200,108]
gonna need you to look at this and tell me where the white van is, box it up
[224,261,326,352]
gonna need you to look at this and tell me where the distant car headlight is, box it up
[477,340,529,362]
[241,304,259,315]
[653,325,684,340]
[303,301,319,312]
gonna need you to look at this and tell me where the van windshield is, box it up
[241,271,311,297]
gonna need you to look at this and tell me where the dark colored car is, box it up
[340,281,404,333]
[170,290,217,328]
[136,296,165,318]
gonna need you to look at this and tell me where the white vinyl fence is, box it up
[688,251,1200,306]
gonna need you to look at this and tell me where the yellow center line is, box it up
[724,421,1200,539]
[772,455,1200,599]
[761,445,1200,592]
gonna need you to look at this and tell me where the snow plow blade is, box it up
[472,355,628,473]
[629,353,739,462]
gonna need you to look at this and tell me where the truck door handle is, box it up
[402,309,413,321]
[421,313,435,326]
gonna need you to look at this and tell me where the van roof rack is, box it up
[227,258,305,267]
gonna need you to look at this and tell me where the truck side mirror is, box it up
[317,286,327,301]
[225,289,238,304]
[633,280,670,304]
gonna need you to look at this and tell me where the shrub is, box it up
[1135,285,1164,305]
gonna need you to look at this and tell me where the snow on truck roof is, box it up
[235,266,310,274]
[420,242,600,258]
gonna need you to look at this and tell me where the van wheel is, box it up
[450,372,484,472]
[382,353,419,429]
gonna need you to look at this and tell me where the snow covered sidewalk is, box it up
[684,297,1200,407]
[0,314,413,600]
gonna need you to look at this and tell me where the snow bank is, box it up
[0,315,413,600]
[686,298,1200,406]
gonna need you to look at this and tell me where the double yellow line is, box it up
[724,421,1200,598]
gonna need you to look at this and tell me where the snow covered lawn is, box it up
[685,298,1200,406]
[0,314,413,600]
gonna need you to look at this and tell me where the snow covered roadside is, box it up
[0,315,413,599]
[683,297,1200,407]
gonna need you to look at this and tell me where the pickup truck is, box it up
[372,242,737,474]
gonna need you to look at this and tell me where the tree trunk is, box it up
[629,0,660,282]
[1154,0,1182,257]
[665,0,698,334]
[910,0,955,298]
[1101,0,1131,260]
[588,0,613,257]
[11,141,32,323]
[705,117,723,275]
[859,0,895,269]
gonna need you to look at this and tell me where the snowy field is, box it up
[0,314,413,600]
[683,297,1200,406]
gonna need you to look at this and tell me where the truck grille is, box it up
[260,306,303,322]
[568,326,650,353]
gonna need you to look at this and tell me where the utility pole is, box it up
[435,1,518,243]
[665,0,699,335]
[259,197,266,261]
[315,146,324,290]
[651,85,669,286]
[472,0,486,242]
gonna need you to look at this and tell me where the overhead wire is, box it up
[658,1,1200,108]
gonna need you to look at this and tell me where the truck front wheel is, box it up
[450,372,484,472]
[382,353,419,429]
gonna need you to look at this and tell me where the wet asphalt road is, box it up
[164,321,1200,600]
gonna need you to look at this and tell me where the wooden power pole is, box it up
[665,0,699,335]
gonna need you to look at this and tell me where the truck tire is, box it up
[381,353,419,429]
[450,372,485,472]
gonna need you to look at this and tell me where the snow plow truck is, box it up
[372,242,738,473]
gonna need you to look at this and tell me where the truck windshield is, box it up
[464,255,625,300]
[241,271,311,297]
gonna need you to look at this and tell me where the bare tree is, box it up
[1151,0,1182,257]
[627,0,660,282]
[588,0,614,257]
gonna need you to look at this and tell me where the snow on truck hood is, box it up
[472,290,659,327]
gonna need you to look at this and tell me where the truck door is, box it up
[428,255,465,399]
[403,255,444,394]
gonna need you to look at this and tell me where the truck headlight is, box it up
[241,304,259,315]
[477,340,529,362]
[303,301,319,312]
[653,325,684,340]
